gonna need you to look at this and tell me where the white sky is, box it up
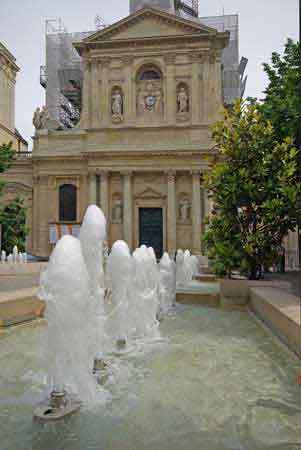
[0,0,299,147]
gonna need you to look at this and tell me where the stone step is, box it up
[250,287,301,358]
[193,274,218,283]
[0,288,46,328]
[0,262,47,276]
[176,291,220,308]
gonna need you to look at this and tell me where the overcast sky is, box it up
[0,0,299,147]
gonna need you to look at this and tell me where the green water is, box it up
[1,305,301,450]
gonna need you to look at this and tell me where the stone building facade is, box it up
[1,6,299,267]
[0,42,28,151]
[29,7,227,258]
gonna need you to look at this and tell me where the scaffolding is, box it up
[41,18,92,128]
[40,9,247,129]
[174,0,198,17]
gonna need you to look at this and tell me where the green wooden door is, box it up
[139,208,163,259]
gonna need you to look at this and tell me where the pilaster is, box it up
[123,171,133,249]
[202,52,210,124]
[191,53,201,125]
[81,57,91,128]
[123,56,134,124]
[167,170,176,256]
[101,57,111,126]
[165,54,176,125]
[192,171,202,254]
[100,170,109,220]
[91,59,100,128]
[88,173,97,205]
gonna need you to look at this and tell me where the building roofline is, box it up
[0,41,20,72]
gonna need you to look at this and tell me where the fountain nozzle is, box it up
[33,390,81,421]
[116,337,126,351]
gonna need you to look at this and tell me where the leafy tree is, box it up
[203,100,301,280]
[0,143,28,253]
[260,39,301,145]
[0,142,15,199]
[0,197,27,253]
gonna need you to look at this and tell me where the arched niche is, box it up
[136,64,164,118]
[176,82,190,118]
[111,86,124,123]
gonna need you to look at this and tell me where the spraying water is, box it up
[158,252,176,315]
[79,205,107,358]
[39,235,96,401]
[105,240,133,347]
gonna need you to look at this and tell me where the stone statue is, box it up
[33,107,42,129]
[179,199,190,222]
[40,106,50,128]
[177,86,189,113]
[111,90,123,117]
[33,106,50,130]
[112,199,123,223]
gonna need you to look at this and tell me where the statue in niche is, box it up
[179,199,190,222]
[177,86,189,113]
[111,89,123,123]
[112,199,123,223]
[138,81,162,115]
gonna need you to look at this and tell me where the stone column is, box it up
[100,171,109,221]
[191,53,200,125]
[165,54,176,125]
[91,59,100,128]
[88,173,97,205]
[192,171,202,254]
[101,58,110,126]
[167,171,177,256]
[123,171,133,249]
[202,52,210,124]
[81,57,91,128]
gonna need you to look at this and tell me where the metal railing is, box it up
[14,151,32,160]
[40,65,47,88]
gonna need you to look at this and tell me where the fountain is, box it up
[34,235,92,420]
[1,205,300,445]
[33,205,173,420]
[0,246,28,264]
[105,240,132,351]
[158,252,176,317]
[176,248,199,287]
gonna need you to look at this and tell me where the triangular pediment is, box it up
[135,186,166,200]
[82,7,217,43]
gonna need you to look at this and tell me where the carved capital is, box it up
[165,170,176,183]
[190,52,201,63]
[121,170,133,177]
[209,53,216,64]
[191,170,201,179]
[201,51,211,64]
[82,57,91,70]
[164,53,176,65]
[122,55,134,65]
[99,170,110,179]
[101,57,111,68]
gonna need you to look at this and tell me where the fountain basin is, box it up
[1,304,301,449]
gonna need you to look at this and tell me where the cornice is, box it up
[79,7,217,46]
[0,42,19,73]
